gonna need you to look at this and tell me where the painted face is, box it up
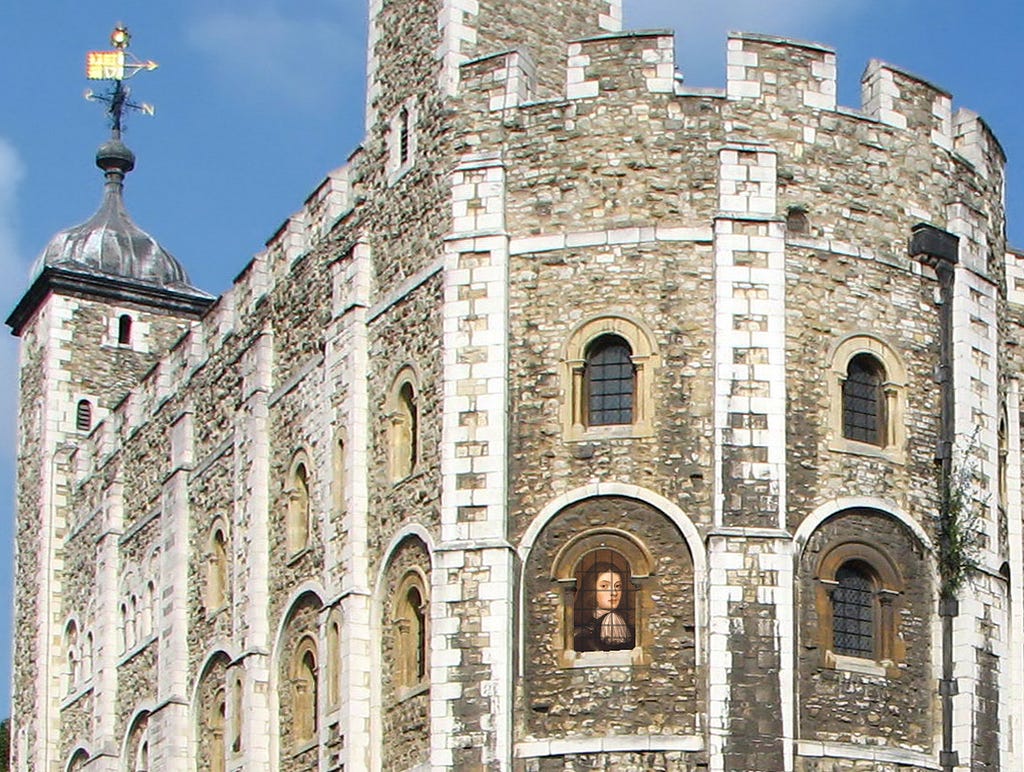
[594,571,623,610]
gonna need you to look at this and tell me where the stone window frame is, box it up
[204,517,230,617]
[325,607,343,709]
[65,747,90,772]
[284,450,313,558]
[105,307,149,353]
[207,685,227,772]
[64,618,81,693]
[549,528,654,668]
[815,541,904,677]
[561,315,659,442]
[290,634,320,749]
[392,568,430,699]
[386,97,419,185]
[387,366,421,483]
[827,334,907,463]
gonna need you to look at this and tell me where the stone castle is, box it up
[9,0,1024,770]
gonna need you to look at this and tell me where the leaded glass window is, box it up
[832,563,874,657]
[843,354,885,445]
[586,336,634,426]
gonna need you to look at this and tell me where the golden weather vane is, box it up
[83,24,159,137]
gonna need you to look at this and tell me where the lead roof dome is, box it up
[31,137,197,290]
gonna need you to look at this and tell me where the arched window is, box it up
[832,562,875,658]
[842,353,885,445]
[141,581,156,639]
[232,673,244,753]
[816,539,903,669]
[562,316,658,440]
[211,687,227,772]
[327,611,342,707]
[66,748,89,771]
[292,637,319,745]
[65,621,80,689]
[207,524,229,612]
[389,371,419,481]
[84,631,93,679]
[76,400,92,432]
[118,314,133,345]
[285,454,311,555]
[394,572,429,688]
[829,335,906,460]
[120,602,132,651]
[585,335,635,426]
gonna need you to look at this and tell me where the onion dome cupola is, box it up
[8,24,214,335]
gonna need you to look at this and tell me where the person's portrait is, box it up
[573,552,635,652]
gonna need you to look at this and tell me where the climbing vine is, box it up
[938,434,985,599]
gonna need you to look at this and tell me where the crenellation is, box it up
[566,31,676,100]
[727,32,837,112]
[861,59,953,149]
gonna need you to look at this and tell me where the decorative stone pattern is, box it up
[10,1,1024,771]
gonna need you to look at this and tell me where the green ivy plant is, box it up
[939,433,985,600]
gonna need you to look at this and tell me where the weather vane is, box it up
[84,24,159,137]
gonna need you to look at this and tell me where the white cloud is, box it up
[627,0,872,85]
[186,3,363,109]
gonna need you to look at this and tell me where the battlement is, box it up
[460,29,1006,184]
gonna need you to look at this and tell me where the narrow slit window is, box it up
[399,107,410,166]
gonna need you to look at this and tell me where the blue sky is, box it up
[0,0,1022,715]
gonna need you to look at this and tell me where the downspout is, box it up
[910,223,960,772]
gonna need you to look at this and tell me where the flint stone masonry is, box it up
[9,1,1024,771]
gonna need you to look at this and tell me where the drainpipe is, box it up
[910,223,960,772]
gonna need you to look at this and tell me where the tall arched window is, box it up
[832,562,875,658]
[389,370,420,481]
[842,353,886,445]
[286,455,311,555]
[207,523,229,612]
[292,638,319,745]
[394,573,429,688]
[585,335,635,426]
[327,612,342,707]
[65,621,80,690]
[209,687,226,772]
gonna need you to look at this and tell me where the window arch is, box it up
[816,541,903,671]
[65,620,80,690]
[206,521,229,613]
[828,334,906,460]
[585,335,635,426]
[562,315,658,440]
[326,609,342,708]
[388,368,420,481]
[842,353,885,445]
[550,528,653,666]
[285,452,312,555]
[292,636,319,745]
[76,400,93,432]
[394,571,429,689]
